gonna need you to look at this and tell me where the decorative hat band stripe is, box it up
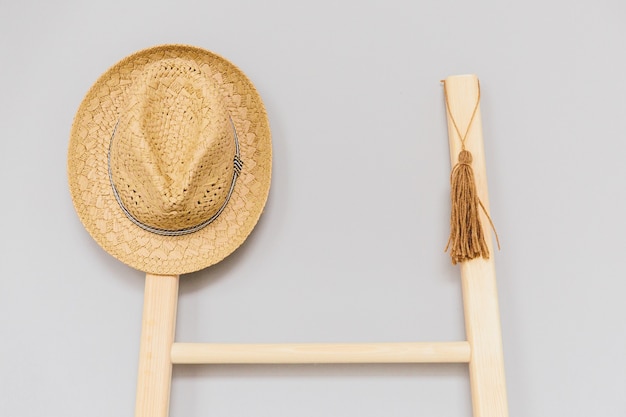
[107,117,243,237]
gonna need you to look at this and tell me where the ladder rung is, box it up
[170,342,470,364]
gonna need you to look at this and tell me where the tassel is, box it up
[445,149,490,264]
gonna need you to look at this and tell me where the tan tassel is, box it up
[445,149,489,264]
[442,78,499,265]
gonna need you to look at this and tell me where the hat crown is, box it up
[109,58,235,232]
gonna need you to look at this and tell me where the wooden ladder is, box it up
[133,74,509,417]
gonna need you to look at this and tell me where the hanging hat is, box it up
[67,45,272,275]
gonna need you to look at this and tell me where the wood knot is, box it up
[458,150,473,164]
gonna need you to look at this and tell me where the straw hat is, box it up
[67,45,272,275]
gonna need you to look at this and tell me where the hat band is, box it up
[107,118,243,237]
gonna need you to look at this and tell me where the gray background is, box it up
[1,0,625,416]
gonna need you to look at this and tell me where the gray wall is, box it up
[1,0,625,416]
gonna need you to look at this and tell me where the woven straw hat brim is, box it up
[67,45,272,275]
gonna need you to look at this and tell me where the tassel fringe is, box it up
[446,150,490,264]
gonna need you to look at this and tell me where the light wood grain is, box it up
[171,341,471,364]
[135,274,179,417]
[443,74,509,417]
